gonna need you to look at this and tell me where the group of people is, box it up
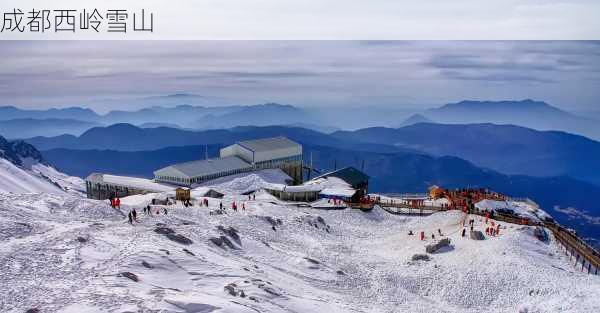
[485,221,501,236]
[327,198,344,206]
[230,201,246,211]
[126,205,169,225]
[416,230,444,241]
[110,197,121,209]
[127,209,137,224]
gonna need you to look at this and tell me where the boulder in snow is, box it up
[217,225,241,245]
[470,230,485,240]
[426,238,451,254]
[411,254,431,261]
[120,272,139,282]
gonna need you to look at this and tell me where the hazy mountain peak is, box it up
[399,113,432,127]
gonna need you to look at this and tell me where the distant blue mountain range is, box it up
[332,123,600,187]
[4,99,600,139]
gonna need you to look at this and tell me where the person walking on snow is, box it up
[132,209,137,221]
[128,212,133,224]
[116,198,121,209]
[462,228,466,237]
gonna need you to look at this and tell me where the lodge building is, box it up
[153,136,303,187]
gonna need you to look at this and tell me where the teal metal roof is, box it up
[237,136,301,153]
[316,167,369,187]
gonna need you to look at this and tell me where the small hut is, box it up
[175,187,191,201]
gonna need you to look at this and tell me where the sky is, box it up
[0,40,599,113]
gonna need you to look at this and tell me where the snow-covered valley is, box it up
[2,187,600,313]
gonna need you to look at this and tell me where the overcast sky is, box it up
[0,40,599,113]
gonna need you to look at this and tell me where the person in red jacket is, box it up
[420,231,425,241]
[115,198,121,209]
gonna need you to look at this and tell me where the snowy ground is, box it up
[1,187,600,313]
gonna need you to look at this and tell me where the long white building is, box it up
[154,136,303,186]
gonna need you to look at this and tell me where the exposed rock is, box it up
[255,215,283,227]
[259,285,281,297]
[224,283,246,297]
[470,230,485,240]
[411,254,431,261]
[336,270,346,275]
[210,237,224,247]
[210,209,226,215]
[25,309,40,313]
[141,261,154,269]
[154,226,175,235]
[297,215,330,231]
[217,225,241,245]
[155,227,193,245]
[220,236,237,249]
[166,233,193,245]
[120,272,139,282]
[76,236,87,243]
[426,238,451,254]
[304,257,320,264]
[183,248,196,256]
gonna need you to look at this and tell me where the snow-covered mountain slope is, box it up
[0,158,65,194]
[1,188,599,313]
[0,135,85,195]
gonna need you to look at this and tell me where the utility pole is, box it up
[205,144,208,160]
[308,152,313,180]
[334,159,337,171]
[361,159,365,172]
